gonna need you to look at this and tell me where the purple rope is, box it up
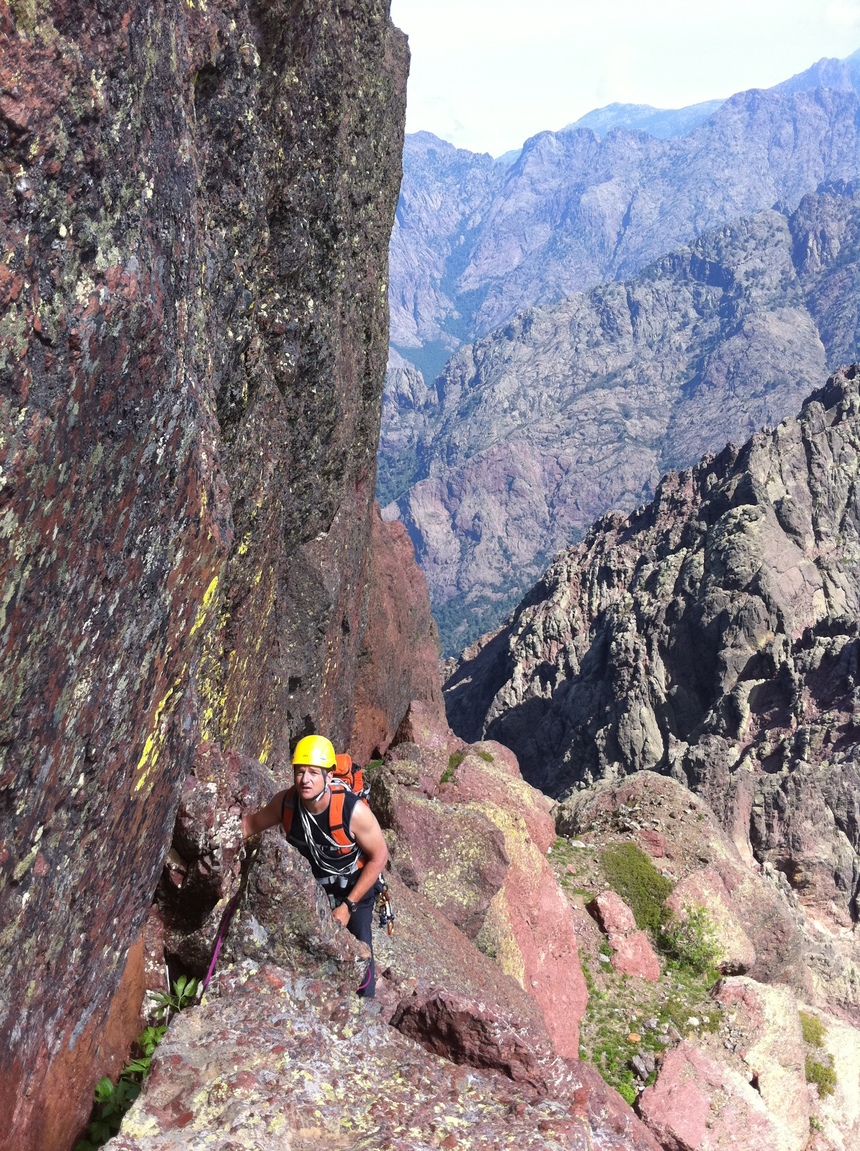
[202,891,240,992]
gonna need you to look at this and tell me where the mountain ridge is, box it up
[385,181,860,653]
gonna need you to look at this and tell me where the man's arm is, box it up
[331,802,388,924]
[242,789,288,839]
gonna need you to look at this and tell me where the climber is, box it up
[241,734,388,998]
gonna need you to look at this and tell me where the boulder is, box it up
[637,1040,784,1151]
[587,891,638,935]
[666,867,757,974]
[609,931,661,982]
[586,890,661,981]
[391,987,550,1091]
[713,977,809,1151]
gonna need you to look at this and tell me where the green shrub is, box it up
[800,1010,826,1048]
[476,749,494,762]
[441,751,466,784]
[617,1082,637,1106]
[601,842,673,932]
[658,907,720,976]
[806,1057,837,1097]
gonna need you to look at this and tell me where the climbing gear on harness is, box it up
[375,877,395,935]
[292,734,336,770]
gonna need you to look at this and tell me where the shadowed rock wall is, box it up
[0,3,407,1147]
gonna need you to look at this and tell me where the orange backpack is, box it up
[332,753,367,797]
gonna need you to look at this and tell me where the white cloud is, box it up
[825,0,860,24]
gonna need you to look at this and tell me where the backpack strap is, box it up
[281,786,296,836]
[327,787,365,868]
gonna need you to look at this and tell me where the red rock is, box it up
[379,742,587,1058]
[391,988,550,1091]
[638,829,667,857]
[637,1040,783,1151]
[350,507,448,764]
[391,697,461,755]
[609,931,661,982]
[587,890,638,935]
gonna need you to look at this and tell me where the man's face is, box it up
[294,763,326,800]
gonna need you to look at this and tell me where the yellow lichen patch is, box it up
[134,677,182,793]
[189,574,219,639]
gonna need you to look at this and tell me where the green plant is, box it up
[800,1010,826,1048]
[441,751,466,784]
[658,907,720,976]
[476,749,494,762]
[150,974,199,1022]
[806,1056,837,1097]
[74,977,199,1151]
[617,1082,637,1105]
[601,842,673,932]
[810,1116,824,1132]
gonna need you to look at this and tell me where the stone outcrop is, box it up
[637,1040,788,1151]
[373,739,588,1058]
[446,369,860,956]
[107,960,661,1151]
[349,502,446,764]
[387,183,860,652]
[586,892,661,981]
[0,2,407,1147]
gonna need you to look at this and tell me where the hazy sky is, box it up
[389,0,860,156]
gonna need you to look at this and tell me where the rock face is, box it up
[373,739,588,1058]
[446,368,860,947]
[107,962,661,1151]
[112,732,661,1151]
[349,503,446,764]
[0,3,407,1147]
[386,183,860,652]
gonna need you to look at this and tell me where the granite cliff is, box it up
[386,182,860,652]
[0,2,409,1146]
[446,367,860,950]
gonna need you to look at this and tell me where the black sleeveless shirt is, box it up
[281,785,363,885]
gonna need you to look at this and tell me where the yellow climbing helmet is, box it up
[292,734,336,771]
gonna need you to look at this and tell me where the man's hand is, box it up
[332,901,351,927]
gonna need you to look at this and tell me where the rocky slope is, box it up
[107,731,660,1151]
[445,367,860,949]
[386,182,860,652]
[390,54,860,358]
[0,3,410,1147]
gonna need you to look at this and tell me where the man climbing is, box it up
[241,734,388,998]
